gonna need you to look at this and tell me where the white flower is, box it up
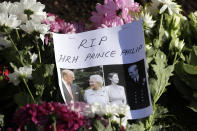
[110,104,130,127]
[0,37,11,50]
[28,52,38,63]
[142,12,155,28]
[0,1,12,13]
[174,39,185,52]
[20,20,49,34]
[101,104,114,116]
[0,13,21,28]
[90,102,103,116]
[158,0,181,15]
[8,72,20,86]
[141,12,156,35]
[16,65,33,79]
[8,65,32,86]
[14,0,46,23]
[116,104,130,116]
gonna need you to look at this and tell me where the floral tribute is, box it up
[13,102,86,131]
[90,0,140,28]
[0,0,197,130]
[11,102,130,131]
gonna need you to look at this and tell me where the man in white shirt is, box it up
[61,69,82,102]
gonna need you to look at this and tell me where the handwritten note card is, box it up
[53,20,153,119]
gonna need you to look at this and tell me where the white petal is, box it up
[168,7,173,15]
[159,5,168,14]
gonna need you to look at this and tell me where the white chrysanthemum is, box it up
[158,0,181,15]
[8,65,32,86]
[20,20,49,34]
[101,104,114,116]
[8,72,21,86]
[0,13,21,28]
[16,65,33,79]
[174,39,185,52]
[0,1,12,13]
[116,104,130,116]
[14,0,46,23]
[142,12,155,28]
[91,103,104,116]
[0,37,11,50]
[141,12,156,35]
[28,52,38,63]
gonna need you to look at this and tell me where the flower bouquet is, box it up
[0,0,197,130]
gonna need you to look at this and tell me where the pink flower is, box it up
[13,102,87,131]
[90,0,140,28]
[43,13,84,45]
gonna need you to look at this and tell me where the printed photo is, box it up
[103,65,128,106]
[60,59,150,110]
[123,59,150,110]
[60,66,104,104]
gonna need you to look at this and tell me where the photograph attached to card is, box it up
[53,20,153,119]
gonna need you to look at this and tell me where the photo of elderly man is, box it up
[61,69,83,102]
[84,75,109,105]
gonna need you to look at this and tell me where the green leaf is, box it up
[154,105,168,119]
[175,61,197,90]
[183,63,197,75]
[34,84,45,97]
[105,123,113,131]
[150,50,174,103]
[44,64,54,77]
[129,122,145,131]
[0,114,4,128]
[154,15,165,49]
[189,46,197,65]
[188,101,197,112]
[92,119,105,131]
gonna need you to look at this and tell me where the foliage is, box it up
[174,46,197,112]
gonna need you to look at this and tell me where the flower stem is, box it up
[53,119,56,131]
[119,117,122,129]
[22,78,35,103]
[4,28,25,66]
[15,29,20,41]
[147,103,156,131]
[173,52,178,65]
[35,37,42,63]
